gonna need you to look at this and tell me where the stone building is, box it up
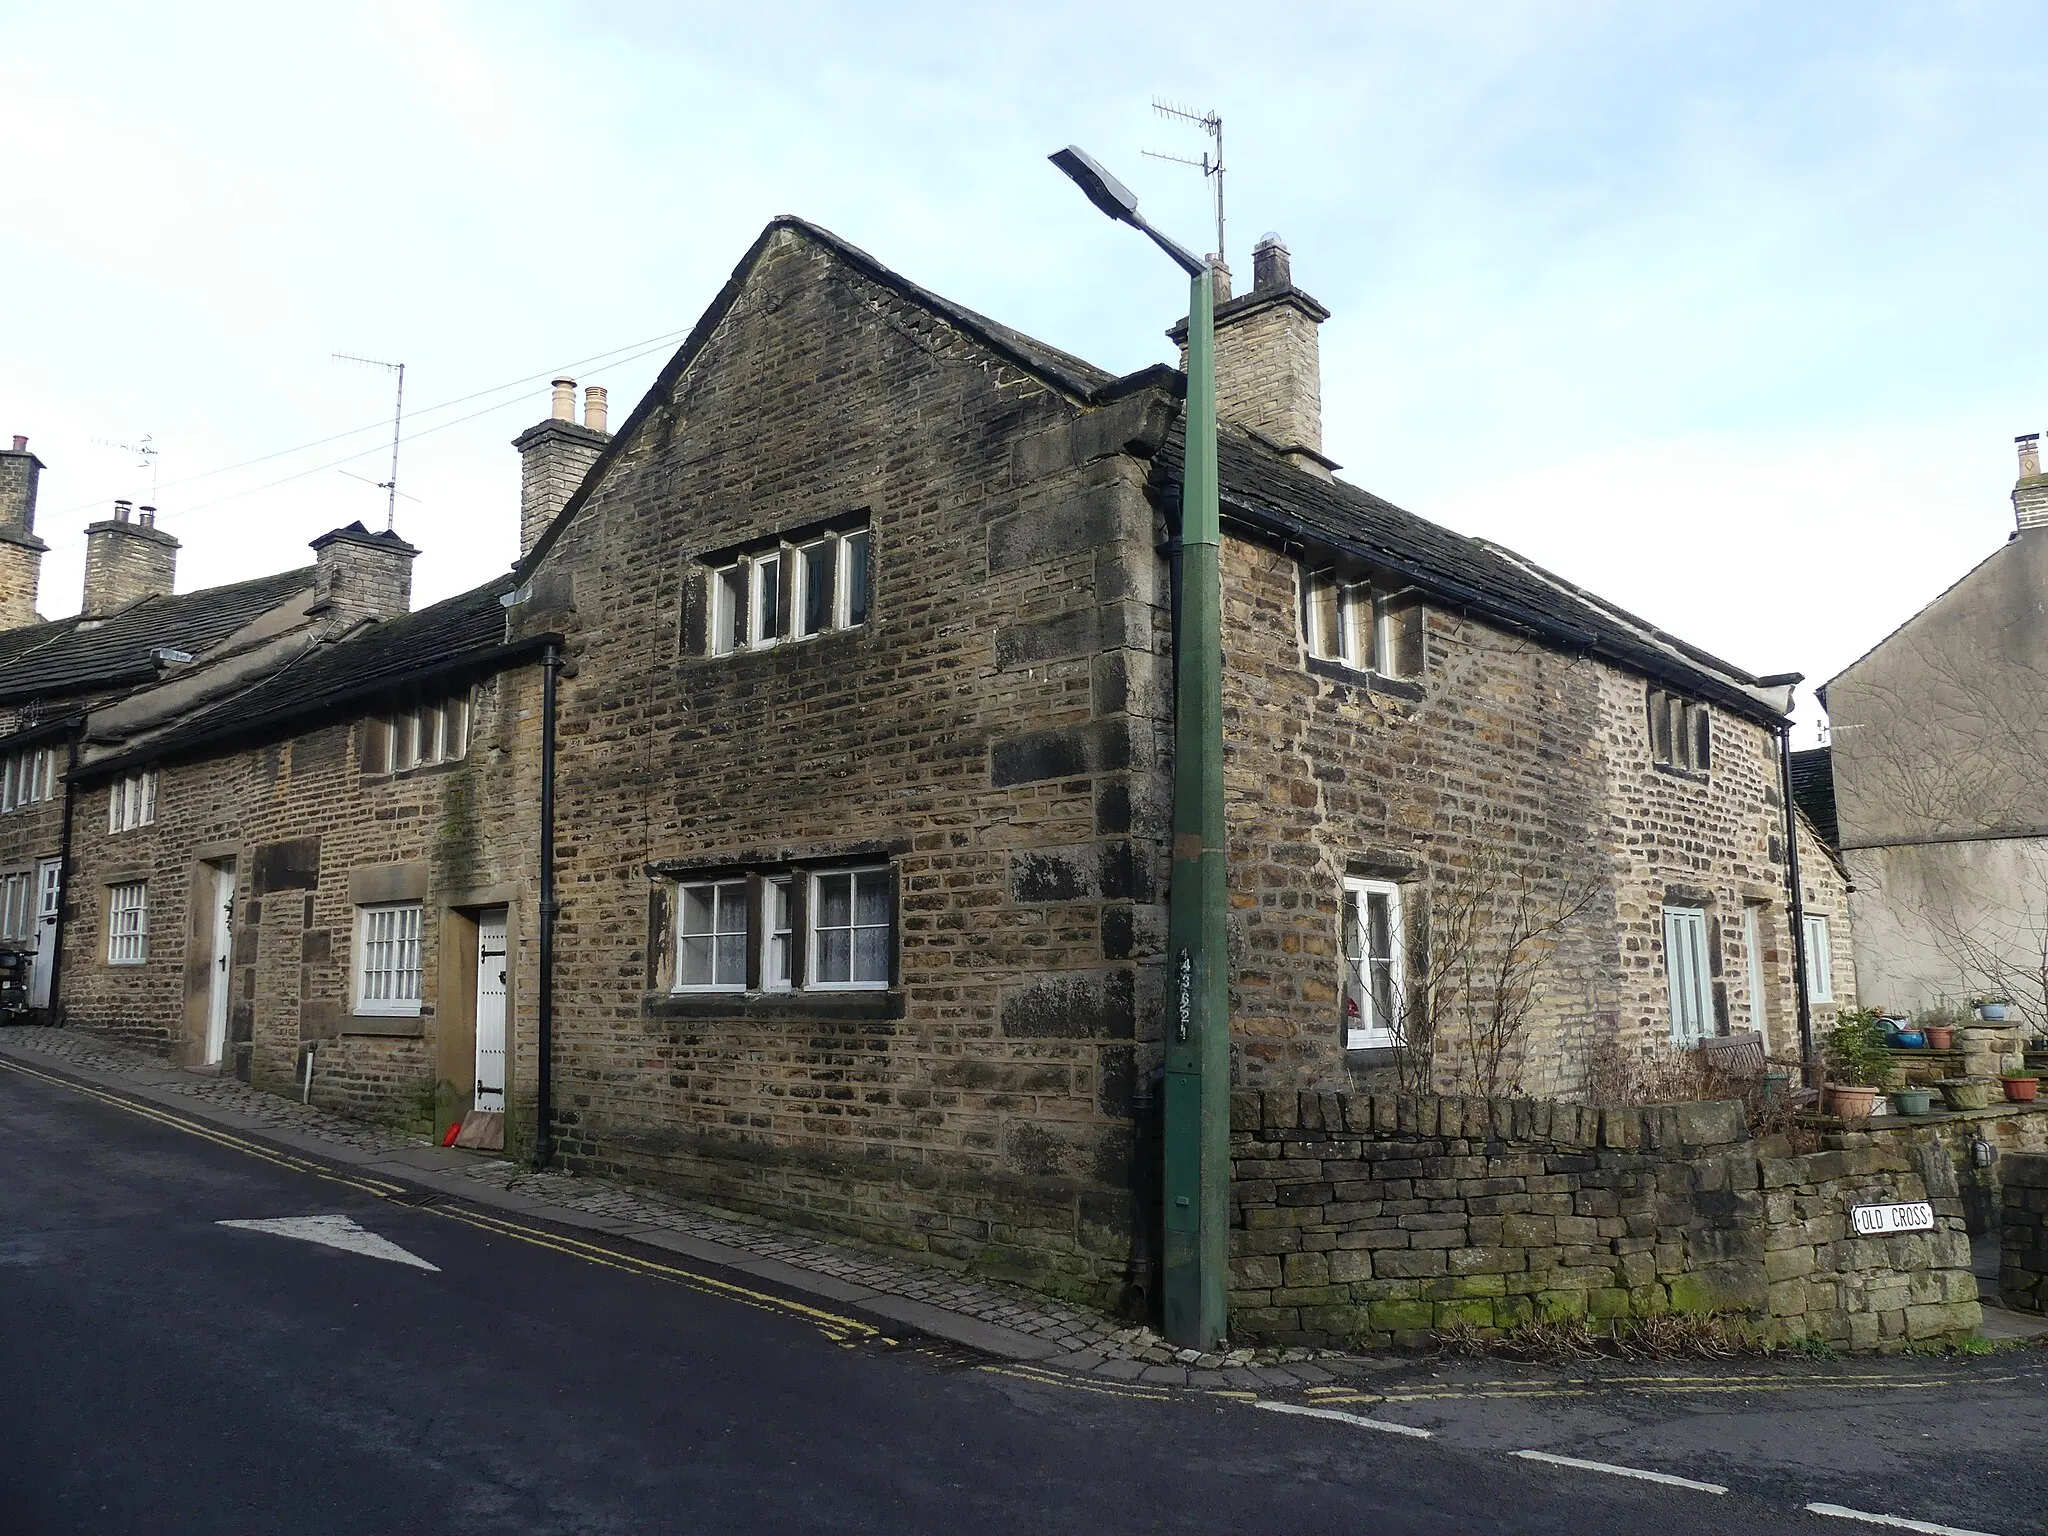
[490,217,1842,1306]
[1817,434,2048,1026]
[19,217,1847,1317]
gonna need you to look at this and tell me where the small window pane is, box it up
[675,879,746,990]
[816,926,852,984]
[752,554,782,646]
[810,868,888,988]
[800,541,834,636]
[764,879,793,990]
[841,531,871,628]
[445,694,470,761]
[1309,576,1341,660]
[713,565,745,655]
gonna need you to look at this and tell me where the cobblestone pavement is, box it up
[0,1026,1348,1388]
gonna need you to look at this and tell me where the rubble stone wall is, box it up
[1230,1089,1979,1352]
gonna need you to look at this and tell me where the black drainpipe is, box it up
[1777,722,1814,1084]
[45,729,80,1021]
[534,643,559,1168]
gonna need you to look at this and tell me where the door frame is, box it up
[436,884,522,1130]
[472,906,509,1113]
[202,860,236,1066]
[29,857,61,1010]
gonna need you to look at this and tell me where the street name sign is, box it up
[1849,1202,1935,1236]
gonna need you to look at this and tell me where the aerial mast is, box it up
[1144,100,1226,271]
[332,353,407,531]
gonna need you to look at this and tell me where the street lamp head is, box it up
[1049,145,1142,226]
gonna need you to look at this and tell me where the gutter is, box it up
[533,642,559,1168]
[1777,725,1815,1083]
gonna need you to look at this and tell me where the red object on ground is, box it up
[441,1121,462,1146]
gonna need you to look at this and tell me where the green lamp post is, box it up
[1050,145,1229,1352]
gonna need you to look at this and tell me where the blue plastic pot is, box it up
[1978,1003,2010,1022]
[1889,1031,1928,1049]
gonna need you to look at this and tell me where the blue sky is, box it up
[2,1,2042,738]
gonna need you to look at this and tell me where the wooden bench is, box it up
[1699,1029,1767,1082]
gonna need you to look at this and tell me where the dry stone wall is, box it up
[1230,1088,1978,1351]
[2002,1151,2048,1313]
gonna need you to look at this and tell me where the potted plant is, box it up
[1974,996,2012,1023]
[1939,1077,1995,1111]
[1917,1002,1966,1052]
[1823,1010,1890,1118]
[2002,1071,2040,1104]
[1889,1085,1935,1116]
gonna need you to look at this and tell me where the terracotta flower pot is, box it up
[2003,1076,2040,1103]
[1925,1026,1955,1051]
[1823,1085,1879,1118]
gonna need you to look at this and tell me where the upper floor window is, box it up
[109,770,157,833]
[1663,904,1713,1045]
[1648,687,1710,775]
[366,688,471,774]
[1302,568,1423,679]
[1,746,56,814]
[710,524,871,656]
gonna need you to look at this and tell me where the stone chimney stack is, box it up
[2016,433,2048,532]
[1169,233,1336,479]
[308,522,418,630]
[0,435,49,631]
[514,378,610,558]
[82,499,178,617]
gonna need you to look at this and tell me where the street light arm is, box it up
[1136,219,1208,279]
[1049,145,1207,277]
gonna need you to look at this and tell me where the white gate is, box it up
[29,858,61,1009]
[204,863,235,1066]
[474,908,508,1113]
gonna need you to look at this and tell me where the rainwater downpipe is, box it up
[534,643,559,1168]
[1777,722,1815,1084]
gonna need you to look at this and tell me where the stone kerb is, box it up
[1228,1089,1981,1352]
[2001,1152,2048,1314]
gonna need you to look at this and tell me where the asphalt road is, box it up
[3,1056,2044,1536]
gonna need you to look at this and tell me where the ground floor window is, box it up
[107,882,148,964]
[1663,905,1713,1045]
[668,863,894,995]
[675,879,747,991]
[1802,914,1834,1004]
[0,869,34,942]
[356,901,424,1015]
[1342,876,1403,1049]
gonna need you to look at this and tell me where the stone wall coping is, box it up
[1230,1088,1749,1153]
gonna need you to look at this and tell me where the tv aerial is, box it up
[92,434,160,503]
[1144,100,1226,271]
[331,353,407,531]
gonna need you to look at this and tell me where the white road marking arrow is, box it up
[218,1214,440,1272]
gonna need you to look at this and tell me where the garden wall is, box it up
[1229,1089,1980,1352]
[2001,1152,2048,1314]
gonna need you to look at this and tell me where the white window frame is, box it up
[355,901,424,1017]
[674,878,748,993]
[807,866,891,991]
[1743,903,1771,1049]
[836,528,872,630]
[711,562,746,656]
[0,869,32,942]
[1341,876,1404,1050]
[794,537,835,639]
[107,881,148,965]
[749,550,784,648]
[1803,914,1834,1004]
[1664,905,1714,1046]
[1,747,52,814]
[762,876,794,992]
[109,769,157,833]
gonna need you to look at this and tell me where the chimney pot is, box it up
[9,436,23,452]
[551,378,577,422]
[583,385,609,434]
[138,506,156,528]
[1252,234,1292,294]
[113,499,132,523]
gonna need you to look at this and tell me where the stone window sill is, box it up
[643,990,904,1022]
[339,1015,426,1038]
[1306,656,1424,701]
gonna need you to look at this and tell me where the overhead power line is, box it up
[48,325,693,520]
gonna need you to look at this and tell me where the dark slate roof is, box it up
[1790,746,1838,848]
[0,566,316,706]
[90,578,534,775]
[1156,424,1789,723]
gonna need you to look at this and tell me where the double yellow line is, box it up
[0,1053,883,1349]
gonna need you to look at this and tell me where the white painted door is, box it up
[29,858,61,1008]
[204,863,235,1066]
[474,908,508,1113]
